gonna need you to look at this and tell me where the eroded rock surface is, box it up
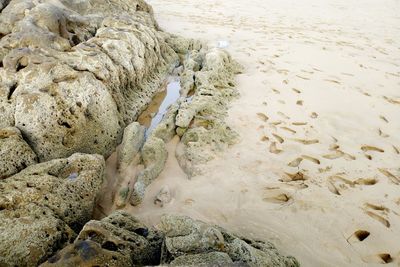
[159,214,300,267]
[0,153,104,267]
[0,126,37,179]
[0,0,180,162]
[42,212,299,267]
[42,211,163,267]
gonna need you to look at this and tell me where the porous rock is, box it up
[0,153,105,267]
[117,122,145,173]
[130,136,167,205]
[42,210,163,267]
[0,0,180,162]
[0,126,37,179]
[159,214,299,267]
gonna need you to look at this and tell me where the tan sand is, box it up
[124,0,400,266]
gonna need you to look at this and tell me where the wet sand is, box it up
[124,0,400,266]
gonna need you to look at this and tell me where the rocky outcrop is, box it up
[0,153,105,267]
[159,214,300,267]
[42,212,299,267]
[0,126,37,179]
[41,211,163,267]
[175,48,242,177]
[0,0,180,162]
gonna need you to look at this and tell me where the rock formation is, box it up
[0,153,104,266]
[42,211,299,267]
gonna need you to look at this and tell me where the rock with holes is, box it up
[0,153,104,267]
[0,127,37,179]
[42,211,163,267]
[158,214,299,267]
[0,0,181,162]
[130,136,167,205]
[117,122,145,173]
[174,49,242,177]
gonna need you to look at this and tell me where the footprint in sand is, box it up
[272,133,284,143]
[262,187,293,204]
[378,168,400,185]
[327,175,354,195]
[260,136,269,142]
[257,112,269,122]
[363,203,391,228]
[293,138,319,145]
[347,230,370,244]
[292,88,301,94]
[301,155,320,165]
[378,128,389,138]
[277,111,290,120]
[393,145,399,154]
[361,145,384,153]
[379,115,389,123]
[280,127,296,134]
[288,157,303,167]
[292,122,308,126]
[282,171,308,182]
[363,253,394,264]
[296,100,303,106]
[269,142,283,154]
[310,112,318,119]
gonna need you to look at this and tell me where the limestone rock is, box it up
[159,214,299,267]
[0,0,180,162]
[0,153,105,267]
[130,136,167,205]
[175,48,242,177]
[117,122,145,173]
[0,127,37,179]
[42,211,163,267]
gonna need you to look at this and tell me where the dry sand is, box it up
[123,0,400,266]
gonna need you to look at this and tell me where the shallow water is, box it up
[138,77,181,138]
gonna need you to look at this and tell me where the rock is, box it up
[170,251,233,266]
[159,214,299,267]
[42,211,163,267]
[130,136,167,205]
[154,185,172,207]
[0,153,105,267]
[174,48,243,177]
[0,0,180,162]
[0,127,37,179]
[117,122,145,173]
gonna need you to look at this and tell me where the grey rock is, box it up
[170,251,233,266]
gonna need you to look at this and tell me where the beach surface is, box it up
[126,0,400,266]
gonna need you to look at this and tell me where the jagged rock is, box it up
[117,122,145,173]
[0,153,105,267]
[130,136,167,205]
[174,49,242,177]
[0,127,37,179]
[42,211,163,267]
[0,0,180,162]
[159,214,299,267]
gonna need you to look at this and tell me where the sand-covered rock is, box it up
[42,211,163,267]
[0,153,104,267]
[0,0,179,162]
[0,126,37,179]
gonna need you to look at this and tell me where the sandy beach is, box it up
[125,0,400,266]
